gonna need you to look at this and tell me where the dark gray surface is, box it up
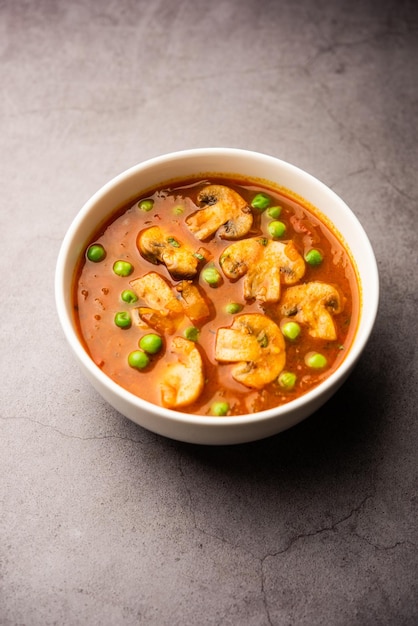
[1,1,417,624]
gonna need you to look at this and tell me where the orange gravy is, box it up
[73,177,359,416]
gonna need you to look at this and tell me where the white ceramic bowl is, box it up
[55,148,379,445]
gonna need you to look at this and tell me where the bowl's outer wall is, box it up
[56,149,379,444]
[76,348,355,445]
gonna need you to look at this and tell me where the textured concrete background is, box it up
[1,1,417,624]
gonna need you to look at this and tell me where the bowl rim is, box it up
[55,147,380,431]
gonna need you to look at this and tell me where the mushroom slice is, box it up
[280,281,344,340]
[215,313,286,389]
[185,185,253,240]
[220,238,305,303]
[136,307,178,335]
[280,241,307,284]
[219,238,261,280]
[137,226,198,278]
[130,272,183,314]
[175,281,211,322]
[130,272,183,333]
[160,337,205,408]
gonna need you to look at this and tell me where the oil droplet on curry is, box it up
[74,178,359,416]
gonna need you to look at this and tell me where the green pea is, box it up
[128,350,150,370]
[167,237,181,248]
[305,352,328,369]
[184,326,200,342]
[139,333,163,354]
[251,193,270,211]
[211,401,229,416]
[305,249,323,266]
[202,266,222,286]
[121,289,138,304]
[268,220,286,238]
[281,321,301,340]
[138,199,154,212]
[86,243,106,262]
[278,371,297,390]
[114,311,131,329]
[267,205,282,219]
[113,260,134,276]
[225,302,243,315]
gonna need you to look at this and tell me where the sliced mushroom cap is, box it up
[136,307,178,335]
[220,238,305,303]
[160,337,205,408]
[185,185,253,240]
[215,313,286,389]
[219,238,262,280]
[137,226,199,279]
[280,281,344,340]
[280,241,306,284]
[175,280,211,323]
[130,272,183,334]
[130,272,183,314]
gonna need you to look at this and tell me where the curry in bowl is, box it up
[73,177,359,417]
